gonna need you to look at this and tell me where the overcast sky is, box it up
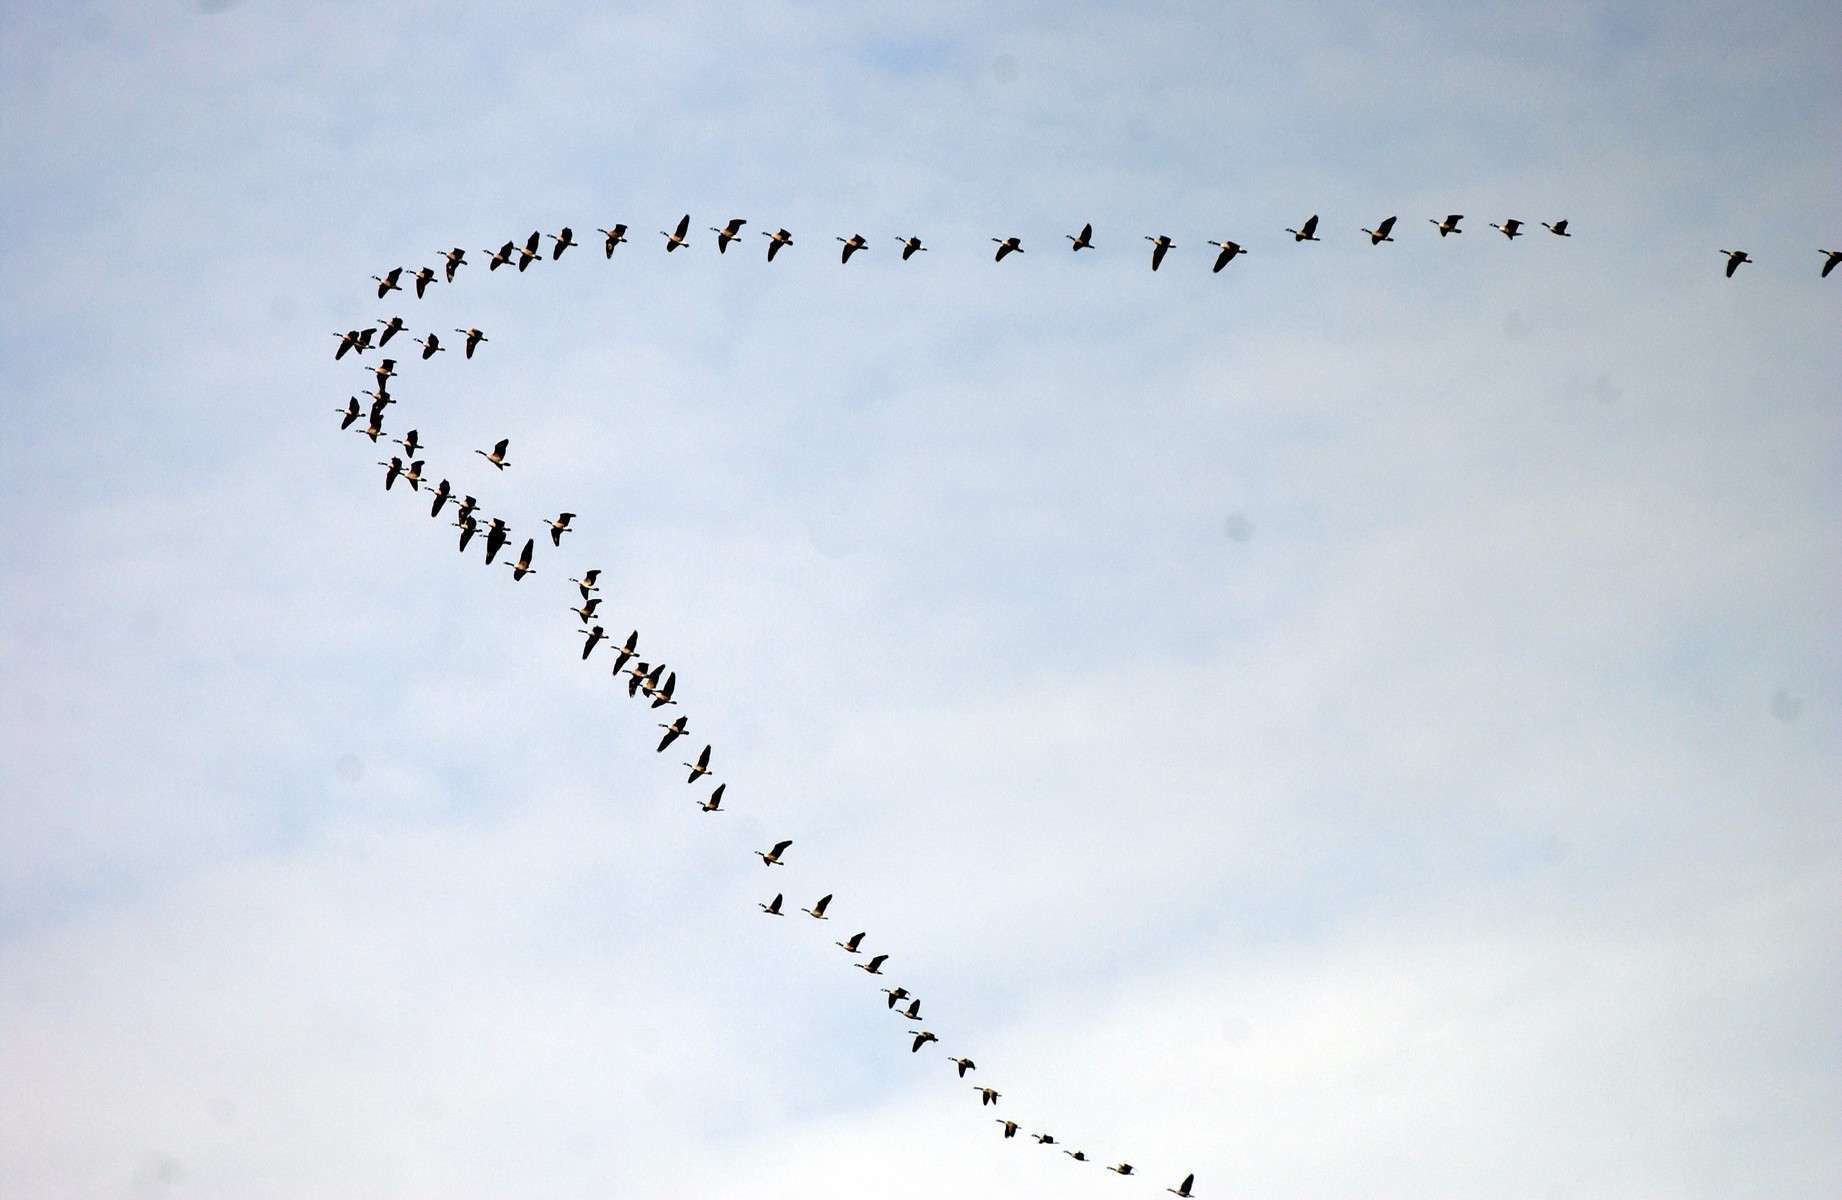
[2,2,1839,1197]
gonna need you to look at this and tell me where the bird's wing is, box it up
[771,839,792,856]
[1302,214,1318,236]
[674,214,690,238]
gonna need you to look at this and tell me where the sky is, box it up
[1,1,1839,1197]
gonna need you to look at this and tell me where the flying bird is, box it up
[441,247,467,281]
[608,630,638,675]
[837,233,868,263]
[454,327,488,358]
[1286,214,1320,242]
[376,456,404,490]
[482,518,509,564]
[1490,218,1524,239]
[356,409,384,443]
[453,494,477,525]
[909,1030,937,1053]
[975,1087,1001,1106]
[991,236,1024,261]
[949,1057,975,1077]
[427,478,452,517]
[398,460,424,492]
[393,428,422,457]
[456,515,478,553]
[597,224,629,257]
[412,266,436,298]
[1064,1151,1088,1163]
[1721,249,1752,277]
[881,987,909,1009]
[376,315,406,346]
[1168,1172,1196,1197]
[647,671,677,709]
[334,329,363,360]
[684,745,714,784]
[474,438,510,470]
[1362,215,1397,244]
[711,218,746,252]
[546,512,574,547]
[836,931,865,953]
[696,783,726,813]
[759,893,784,916]
[662,213,691,252]
[756,838,793,866]
[571,569,601,599]
[516,230,543,271]
[581,625,607,661]
[895,997,921,1021]
[372,267,403,297]
[569,597,602,624]
[487,241,516,270]
[1107,1163,1136,1176]
[855,954,888,975]
[802,894,832,919]
[1032,1133,1056,1146]
[1431,213,1464,236]
[1066,222,1093,251]
[1145,234,1175,270]
[997,1120,1020,1139]
[548,226,576,259]
[1541,219,1571,237]
[367,358,396,388]
[507,537,536,580]
[336,397,361,429]
[414,332,445,359]
[1819,249,1840,278]
[763,227,794,261]
[895,235,926,260]
[1206,239,1247,273]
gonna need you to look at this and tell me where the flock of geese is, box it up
[355,213,1842,278]
[329,217,1232,1195]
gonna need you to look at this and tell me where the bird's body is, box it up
[1207,239,1246,273]
[1286,214,1320,242]
[1066,222,1093,251]
[684,744,715,784]
[837,233,867,263]
[763,228,794,261]
[1362,215,1397,244]
[711,218,746,253]
[474,438,510,470]
[896,235,926,260]
[1146,234,1175,270]
[992,236,1024,261]
[1490,218,1524,239]
[1722,249,1752,277]
[662,213,691,252]
[756,838,793,866]
[1431,213,1464,236]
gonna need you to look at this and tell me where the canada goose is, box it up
[647,671,677,709]
[895,235,926,260]
[1032,1133,1056,1146]
[882,986,909,1009]
[353,326,376,354]
[1362,215,1397,244]
[357,409,384,443]
[684,745,715,783]
[474,438,510,470]
[992,236,1024,261]
[453,494,477,525]
[1490,218,1524,239]
[696,783,726,812]
[711,218,746,253]
[367,357,397,388]
[909,1030,937,1053]
[569,597,602,623]
[855,953,888,974]
[836,931,865,953]
[997,1120,1020,1139]
[1721,249,1752,277]
[412,266,436,298]
[1431,213,1464,236]
[334,329,363,360]
[581,625,607,660]
[756,838,792,865]
[1063,1150,1088,1163]
[895,997,921,1021]
[393,428,422,457]
[362,387,392,410]
[487,240,516,270]
[1206,239,1247,273]
[377,456,404,490]
[597,224,628,257]
[376,315,406,346]
[336,397,361,429]
[372,267,403,297]
[441,247,467,281]
[414,332,445,359]
[400,460,425,491]
[656,714,687,751]
[1066,222,1094,250]
[508,537,536,580]
[454,327,487,358]
[482,518,509,564]
[759,893,784,916]
[1107,1163,1135,1176]
[427,478,451,517]
[548,226,576,259]
[763,227,794,261]
[546,512,574,547]
[1820,249,1840,278]
[662,213,691,251]
[975,1086,1001,1106]
[948,1057,975,1077]
[456,514,478,553]
[608,630,639,676]
[571,569,601,599]
[516,230,543,271]
[633,662,665,700]
[837,233,868,263]
[802,893,832,919]
[1541,219,1570,237]
[1168,1173,1195,1197]
[1286,214,1320,241]
[1145,234,1175,270]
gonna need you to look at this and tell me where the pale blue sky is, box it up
[1,2,1838,1197]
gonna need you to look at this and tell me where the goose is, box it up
[515,230,543,271]
[427,478,452,517]
[362,387,393,410]
[597,224,628,257]
[1721,249,1752,277]
[455,327,488,358]
[1107,1163,1136,1176]
[1032,1133,1056,1146]
[546,512,574,547]
[895,235,926,260]
[453,495,478,525]
[1145,234,1175,270]
[991,236,1024,261]
[855,953,888,975]
[661,213,691,252]
[1490,218,1524,239]
[836,931,866,953]
[759,893,785,916]
[486,240,517,270]
[400,460,426,492]
[755,838,792,865]
[1431,213,1464,236]
[353,326,376,354]
[377,456,404,490]
[507,537,536,580]
[802,894,832,919]
[622,660,649,694]
[367,357,397,388]
[634,662,666,700]
[655,715,687,753]
[895,997,921,1021]
[414,332,445,359]
[1541,219,1571,237]
[1286,214,1320,242]
[837,233,868,263]
[571,569,601,599]
[1066,222,1094,251]
[684,745,715,784]
[474,438,510,470]
[647,671,677,708]
[1167,1173,1196,1197]
[763,227,794,261]
[909,1030,937,1053]
[1063,1150,1088,1163]
[376,315,406,346]
[696,783,726,812]
[548,226,576,259]
[997,1120,1020,1139]
[711,218,746,253]
[482,518,509,564]
[393,428,422,457]
[1207,239,1247,272]
[569,597,602,623]
[357,409,384,443]
[948,1056,975,1077]
[581,625,607,661]
[881,986,909,1009]
[608,630,639,675]
[333,329,363,360]
[336,397,361,429]
[441,247,467,281]
[456,514,478,553]
[372,267,403,297]
[1362,215,1397,244]
[1820,249,1840,278]
[412,266,436,298]
[975,1086,1001,1106]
